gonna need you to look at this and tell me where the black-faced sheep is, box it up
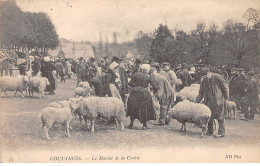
[0,75,29,97]
[168,100,211,137]
[39,98,82,140]
[80,97,125,132]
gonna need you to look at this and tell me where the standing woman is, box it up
[127,64,158,130]
[41,56,56,95]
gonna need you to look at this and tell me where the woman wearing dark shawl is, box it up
[41,56,56,95]
[127,64,158,130]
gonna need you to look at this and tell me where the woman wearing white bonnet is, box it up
[140,64,150,73]
[44,56,51,62]
[127,63,159,129]
[41,56,56,95]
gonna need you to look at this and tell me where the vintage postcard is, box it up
[0,0,260,163]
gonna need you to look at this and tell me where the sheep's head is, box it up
[168,108,177,119]
[89,87,96,96]
[69,97,83,113]
[21,76,29,85]
[45,78,50,85]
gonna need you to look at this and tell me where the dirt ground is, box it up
[0,75,260,162]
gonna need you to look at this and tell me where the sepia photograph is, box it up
[0,0,259,163]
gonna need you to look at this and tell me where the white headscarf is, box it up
[140,64,150,73]
[44,56,50,62]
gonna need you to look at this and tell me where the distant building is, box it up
[57,45,65,59]
[48,38,95,59]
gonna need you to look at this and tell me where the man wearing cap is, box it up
[55,59,66,82]
[76,57,89,85]
[241,71,259,120]
[196,68,229,138]
[177,63,193,90]
[151,65,173,125]
[235,68,248,110]
[162,62,178,93]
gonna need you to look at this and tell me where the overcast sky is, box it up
[16,0,260,43]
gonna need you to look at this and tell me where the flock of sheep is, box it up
[0,73,49,98]
[0,74,237,140]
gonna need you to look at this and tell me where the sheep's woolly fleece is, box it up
[75,87,90,97]
[169,100,211,126]
[29,77,49,92]
[177,84,200,102]
[0,75,28,91]
[81,97,125,119]
[78,82,91,89]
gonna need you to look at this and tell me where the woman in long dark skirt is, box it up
[127,64,158,130]
[41,57,56,95]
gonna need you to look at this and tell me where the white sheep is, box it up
[0,75,29,97]
[48,98,85,127]
[78,81,91,89]
[29,76,50,98]
[168,100,211,137]
[176,84,200,103]
[226,100,237,119]
[80,97,125,132]
[74,87,91,98]
[39,98,82,140]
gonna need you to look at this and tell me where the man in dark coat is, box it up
[117,59,129,103]
[235,69,248,110]
[41,57,56,95]
[76,57,89,85]
[178,63,193,90]
[196,69,229,138]
[55,59,65,82]
[241,71,259,120]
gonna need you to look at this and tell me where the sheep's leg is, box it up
[200,124,207,138]
[87,119,90,129]
[183,123,186,132]
[91,119,95,133]
[65,121,71,138]
[180,124,184,131]
[4,91,8,96]
[79,114,82,127]
[115,118,119,129]
[42,91,45,98]
[14,90,17,96]
[20,91,24,98]
[43,125,50,140]
[234,107,236,120]
[41,124,45,139]
[69,122,73,130]
[119,119,124,131]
